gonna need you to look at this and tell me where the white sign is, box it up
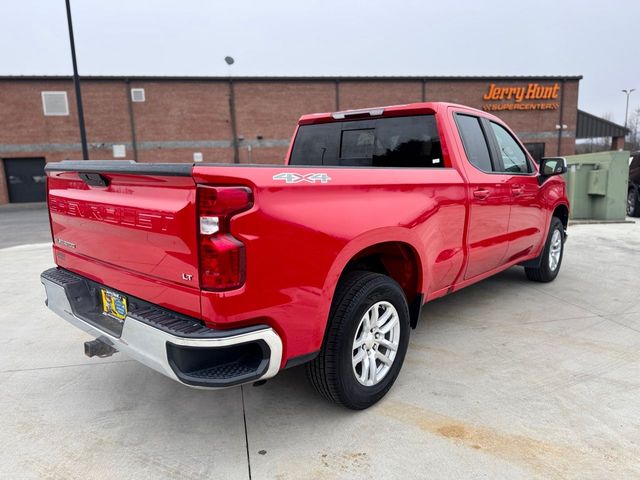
[113,145,126,158]
[193,152,203,162]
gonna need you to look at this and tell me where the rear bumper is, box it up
[40,268,282,389]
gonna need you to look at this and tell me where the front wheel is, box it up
[306,271,410,410]
[525,217,565,282]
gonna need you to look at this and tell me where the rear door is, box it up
[486,121,545,262]
[453,113,511,280]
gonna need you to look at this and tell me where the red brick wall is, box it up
[339,81,423,110]
[0,80,82,147]
[426,79,580,156]
[235,81,335,139]
[0,77,580,204]
[136,147,233,164]
[131,81,230,142]
[0,162,7,204]
[82,81,132,143]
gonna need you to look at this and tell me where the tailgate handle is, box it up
[78,172,109,187]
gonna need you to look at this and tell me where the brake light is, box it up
[197,186,253,291]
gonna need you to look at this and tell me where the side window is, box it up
[490,122,531,173]
[455,114,493,172]
[289,123,340,166]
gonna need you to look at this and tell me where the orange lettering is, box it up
[482,84,497,100]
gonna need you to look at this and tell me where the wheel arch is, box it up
[321,232,426,334]
[519,202,568,269]
[552,203,569,230]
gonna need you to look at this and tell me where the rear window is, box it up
[289,115,443,168]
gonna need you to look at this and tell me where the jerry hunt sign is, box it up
[482,82,560,112]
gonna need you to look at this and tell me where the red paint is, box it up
[46,102,568,368]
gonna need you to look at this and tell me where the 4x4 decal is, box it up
[273,173,332,184]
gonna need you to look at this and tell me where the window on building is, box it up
[490,122,531,173]
[290,115,443,168]
[455,114,493,172]
[41,92,69,116]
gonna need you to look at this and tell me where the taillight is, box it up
[197,186,253,291]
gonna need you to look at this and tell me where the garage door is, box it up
[3,158,47,203]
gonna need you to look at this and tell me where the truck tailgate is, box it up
[46,162,201,318]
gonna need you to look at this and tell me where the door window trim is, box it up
[453,113,499,174]
[453,110,538,177]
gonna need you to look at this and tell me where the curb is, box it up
[569,219,636,225]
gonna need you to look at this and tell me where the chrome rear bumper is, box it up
[41,268,282,389]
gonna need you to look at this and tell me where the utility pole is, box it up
[225,56,240,164]
[622,89,635,129]
[65,0,89,160]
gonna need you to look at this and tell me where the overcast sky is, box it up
[2,0,638,124]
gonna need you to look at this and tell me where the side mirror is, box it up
[540,157,567,177]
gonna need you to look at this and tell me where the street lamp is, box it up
[622,89,635,128]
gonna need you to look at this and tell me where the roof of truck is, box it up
[297,102,481,125]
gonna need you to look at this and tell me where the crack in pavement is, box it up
[0,359,134,375]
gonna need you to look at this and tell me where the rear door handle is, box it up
[473,188,490,200]
[511,184,524,196]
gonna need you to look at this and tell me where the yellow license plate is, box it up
[100,289,128,321]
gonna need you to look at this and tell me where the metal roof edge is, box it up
[0,74,584,82]
[576,109,629,137]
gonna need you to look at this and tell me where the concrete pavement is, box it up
[0,221,639,479]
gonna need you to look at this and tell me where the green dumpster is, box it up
[562,151,630,221]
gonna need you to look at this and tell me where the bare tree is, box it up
[626,107,640,152]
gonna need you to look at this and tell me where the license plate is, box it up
[100,289,128,322]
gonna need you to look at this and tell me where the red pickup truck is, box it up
[41,102,569,409]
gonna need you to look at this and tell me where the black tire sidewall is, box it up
[335,277,410,409]
[542,218,564,280]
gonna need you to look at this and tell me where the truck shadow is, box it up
[241,266,534,411]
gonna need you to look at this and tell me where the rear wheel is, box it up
[525,217,565,282]
[306,271,410,410]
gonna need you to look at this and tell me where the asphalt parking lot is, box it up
[1,217,639,479]
[0,204,50,248]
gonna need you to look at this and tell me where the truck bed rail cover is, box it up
[45,160,193,176]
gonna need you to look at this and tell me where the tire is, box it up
[306,271,410,410]
[525,217,565,282]
[628,188,640,217]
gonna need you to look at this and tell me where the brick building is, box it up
[0,75,584,204]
